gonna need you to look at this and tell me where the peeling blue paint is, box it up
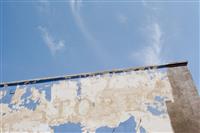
[52,123,82,133]
[96,116,136,133]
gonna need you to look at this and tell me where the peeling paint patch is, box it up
[52,123,82,133]
[0,69,174,133]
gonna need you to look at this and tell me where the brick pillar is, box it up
[166,66,200,133]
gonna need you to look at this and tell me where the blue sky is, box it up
[0,0,199,92]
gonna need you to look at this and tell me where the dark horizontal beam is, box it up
[0,61,188,88]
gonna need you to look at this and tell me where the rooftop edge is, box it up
[0,61,188,88]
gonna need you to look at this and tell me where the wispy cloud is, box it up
[36,1,65,56]
[141,0,160,11]
[131,1,164,65]
[117,13,128,24]
[141,0,147,6]
[70,0,95,43]
[69,0,111,64]
[38,26,65,56]
[132,22,163,65]
[37,0,51,14]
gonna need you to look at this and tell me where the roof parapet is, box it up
[0,61,188,88]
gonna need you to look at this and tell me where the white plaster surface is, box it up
[0,70,174,133]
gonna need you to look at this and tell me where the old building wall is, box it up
[166,66,200,133]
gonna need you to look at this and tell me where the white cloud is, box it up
[132,22,163,65]
[70,0,97,44]
[141,0,160,11]
[38,26,65,55]
[141,0,147,6]
[117,14,128,24]
[69,0,112,63]
[37,1,64,56]
[37,0,51,14]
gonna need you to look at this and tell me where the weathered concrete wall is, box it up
[1,70,174,132]
[166,66,200,133]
